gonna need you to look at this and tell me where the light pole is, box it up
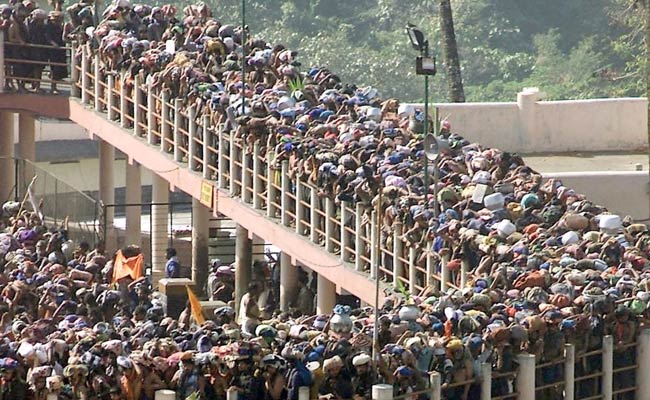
[241,0,246,116]
[406,24,436,204]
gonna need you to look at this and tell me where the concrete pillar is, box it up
[602,335,613,400]
[354,203,364,271]
[516,353,535,400]
[371,384,393,400]
[429,373,441,400]
[0,111,14,202]
[125,161,141,247]
[637,329,650,400]
[480,362,491,400]
[251,236,265,261]
[279,252,297,311]
[516,88,541,150]
[17,113,35,180]
[370,210,378,279]
[409,247,417,295]
[564,343,575,400]
[316,274,336,315]
[392,224,403,287]
[191,198,210,297]
[98,140,115,230]
[151,174,169,284]
[234,224,252,315]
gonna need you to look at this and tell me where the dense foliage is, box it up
[189,0,642,102]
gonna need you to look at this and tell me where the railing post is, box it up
[430,372,441,400]
[564,343,575,400]
[461,257,469,288]
[217,127,226,189]
[94,53,102,112]
[71,42,80,98]
[426,245,437,291]
[226,388,237,400]
[173,99,182,162]
[202,116,212,180]
[229,131,237,195]
[266,162,275,217]
[297,387,309,400]
[370,210,378,279]
[160,90,170,152]
[310,188,319,243]
[133,74,142,136]
[516,353,535,400]
[81,45,89,104]
[120,70,127,128]
[602,335,613,400]
[0,32,6,93]
[188,105,197,170]
[393,224,403,287]
[107,73,115,120]
[441,252,450,291]
[637,329,650,400]
[252,143,262,209]
[409,247,417,294]
[480,362,491,400]
[371,384,393,400]
[325,197,335,252]
[147,86,155,144]
[355,203,364,272]
[340,201,349,262]
[241,148,252,203]
[281,161,289,225]
[294,180,304,233]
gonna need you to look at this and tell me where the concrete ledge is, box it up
[542,171,649,220]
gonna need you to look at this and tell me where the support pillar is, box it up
[125,161,141,247]
[564,344,575,400]
[0,111,14,202]
[235,224,252,315]
[18,113,35,180]
[637,329,650,400]
[151,174,169,284]
[316,274,336,315]
[279,252,297,311]
[98,140,115,248]
[516,353,535,400]
[602,335,613,400]
[191,198,210,297]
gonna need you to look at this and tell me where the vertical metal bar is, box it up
[480,362,491,400]
[173,99,182,162]
[202,115,211,180]
[160,90,169,152]
[0,32,6,93]
[147,85,155,145]
[393,224,403,287]
[340,201,349,262]
[370,210,377,279]
[267,160,275,218]
[325,197,334,252]
[564,344,575,400]
[281,161,289,226]
[242,145,252,203]
[229,130,236,195]
[70,42,79,98]
[217,126,226,189]
[94,54,101,112]
[107,74,115,120]
[310,188,318,244]
[81,46,89,104]
[408,247,417,294]
[252,143,262,209]
[120,70,127,128]
[188,105,197,170]
[133,74,142,136]
[294,180,303,234]
[355,204,364,271]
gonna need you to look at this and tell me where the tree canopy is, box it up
[187,0,643,102]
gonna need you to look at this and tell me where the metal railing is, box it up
[8,157,99,245]
[65,43,459,297]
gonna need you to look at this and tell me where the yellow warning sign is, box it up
[200,181,213,208]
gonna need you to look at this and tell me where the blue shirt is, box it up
[165,256,181,278]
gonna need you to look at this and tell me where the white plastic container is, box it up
[496,219,516,238]
[599,214,622,233]
[397,104,415,118]
[561,231,580,245]
[484,192,505,211]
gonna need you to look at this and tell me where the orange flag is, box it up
[186,285,206,325]
[111,250,144,284]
